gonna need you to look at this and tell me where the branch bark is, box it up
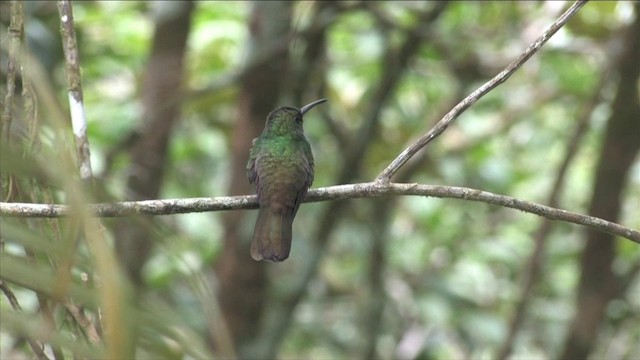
[57,0,93,182]
[2,182,638,243]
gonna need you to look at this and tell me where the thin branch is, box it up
[63,300,102,345]
[2,1,21,144]
[343,2,448,183]
[188,21,313,102]
[497,66,610,360]
[1,280,51,360]
[57,2,106,354]
[376,0,589,182]
[57,0,93,182]
[0,279,22,311]
[2,1,24,202]
[1,182,638,243]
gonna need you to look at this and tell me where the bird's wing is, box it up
[292,141,314,217]
[303,140,314,186]
[247,137,259,185]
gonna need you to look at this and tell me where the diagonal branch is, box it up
[376,0,589,182]
[1,182,638,243]
[1,279,50,360]
[341,2,448,184]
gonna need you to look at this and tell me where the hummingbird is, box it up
[247,99,327,262]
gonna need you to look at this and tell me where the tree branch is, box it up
[1,279,50,360]
[1,182,637,243]
[57,0,93,182]
[376,0,589,182]
[497,65,611,360]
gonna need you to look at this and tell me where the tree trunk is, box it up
[114,1,194,284]
[213,1,292,356]
[559,6,640,359]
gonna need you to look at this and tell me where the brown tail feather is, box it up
[250,207,293,262]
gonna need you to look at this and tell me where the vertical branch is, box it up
[0,281,50,360]
[288,1,336,106]
[114,0,194,285]
[111,0,195,355]
[560,6,640,358]
[496,69,610,360]
[1,3,50,359]
[1,0,24,201]
[252,5,448,358]
[56,1,121,357]
[343,2,447,184]
[57,0,93,182]
[2,1,22,142]
[362,131,441,358]
[215,1,291,356]
[362,201,392,359]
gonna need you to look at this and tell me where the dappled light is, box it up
[1,1,639,359]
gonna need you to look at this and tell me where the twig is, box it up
[0,279,22,311]
[63,300,102,345]
[1,280,51,360]
[376,0,589,182]
[1,182,638,243]
[57,0,93,182]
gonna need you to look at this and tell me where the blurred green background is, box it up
[1,1,639,359]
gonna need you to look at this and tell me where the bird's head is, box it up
[264,99,327,136]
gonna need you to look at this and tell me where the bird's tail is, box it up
[250,206,293,262]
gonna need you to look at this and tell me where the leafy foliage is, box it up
[1,1,638,359]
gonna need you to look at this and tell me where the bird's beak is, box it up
[300,99,328,116]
